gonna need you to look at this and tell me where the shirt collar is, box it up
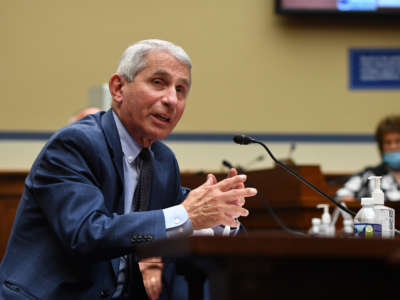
[112,111,144,164]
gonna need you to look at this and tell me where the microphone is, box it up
[288,142,296,158]
[233,134,356,217]
[233,135,255,145]
[222,160,245,174]
[222,160,234,169]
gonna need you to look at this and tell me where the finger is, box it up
[235,181,245,189]
[151,277,162,300]
[226,180,246,205]
[208,174,217,185]
[154,279,162,298]
[227,168,238,178]
[148,278,156,299]
[146,276,161,300]
[227,197,245,206]
[201,173,217,186]
[215,200,249,219]
[221,187,257,202]
[144,279,153,299]
[217,174,247,192]
[219,214,242,227]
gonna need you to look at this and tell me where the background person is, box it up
[336,115,400,202]
[68,107,101,123]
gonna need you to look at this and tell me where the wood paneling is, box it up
[0,171,26,260]
[3,166,392,261]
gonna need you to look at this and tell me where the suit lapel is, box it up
[100,109,125,277]
[101,109,124,215]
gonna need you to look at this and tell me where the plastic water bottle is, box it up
[354,197,381,238]
[369,176,395,238]
[374,204,395,238]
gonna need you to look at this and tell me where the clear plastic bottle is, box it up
[339,219,354,238]
[308,218,321,236]
[368,176,395,238]
[354,197,381,238]
[374,204,395,238]
[316,204,334,237]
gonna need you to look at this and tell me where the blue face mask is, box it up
[383,151,400,170]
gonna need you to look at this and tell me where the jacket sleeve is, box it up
[27,127,166,260]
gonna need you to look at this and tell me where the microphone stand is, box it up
[233,135,356,217]
[221,159,306,236]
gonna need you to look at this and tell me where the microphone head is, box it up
[222,160,234,169]
[233,135,254,145]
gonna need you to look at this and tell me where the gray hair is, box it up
[116,39,192,82]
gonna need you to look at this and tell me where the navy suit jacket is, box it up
[0,110,187,299]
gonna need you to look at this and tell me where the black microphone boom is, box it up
[233,135,254,145]
[233,134,356,217]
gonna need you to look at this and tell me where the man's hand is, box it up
[139,257,163,300]
[182,174,257,230]
[226,168,245,208]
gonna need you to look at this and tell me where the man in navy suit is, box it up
[0,39,256,300]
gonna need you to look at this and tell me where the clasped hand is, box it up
[182,169,257,230]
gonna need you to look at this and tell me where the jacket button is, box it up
[100,290,110,298]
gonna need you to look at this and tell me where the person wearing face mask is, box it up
[336,115,400,202]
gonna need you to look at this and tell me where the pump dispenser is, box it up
[316,204,334,237]
[368,176,384,205]
[317,204,331,224]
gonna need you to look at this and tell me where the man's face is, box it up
[382,132,400,154]
[116,50,191,147]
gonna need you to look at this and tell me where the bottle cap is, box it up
[311,218,321,225]
[368,176,384,205]
[361,197,374,206]
[316,204,331,224]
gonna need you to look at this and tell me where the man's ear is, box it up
[109,74,125,104]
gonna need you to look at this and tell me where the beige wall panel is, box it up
[2,0,400,133]
[0,140,380,174]
[0,0,399,173]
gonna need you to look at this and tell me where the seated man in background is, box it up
[0,39,256,300]
[336,115,400,202]
[68,107,101,123]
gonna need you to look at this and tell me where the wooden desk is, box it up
[181,165,353,231]
[2,167,399,261]
[181,166,400,231]
[0,171,26,259]
[137,233,400,300]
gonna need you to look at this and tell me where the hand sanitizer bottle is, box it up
[316,204,334,237]
[354,197,380,238]
[368,176,395,238]
[308,218,321,237]
[340,219,354,238]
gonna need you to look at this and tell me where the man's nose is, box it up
[162,87,178,106]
